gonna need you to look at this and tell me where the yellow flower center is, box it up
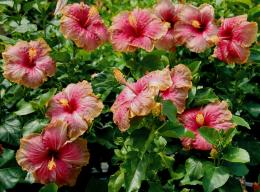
[195,112,204,126]
[47,157,56,171]
[59,98,69,106]
[28,47,37,61]
[192,20,201,28]
[128,13,137,28]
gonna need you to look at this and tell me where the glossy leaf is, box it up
[222,147,250,163]
[202,166,229,192]
[232,115,250,129]
[39,183,58,192]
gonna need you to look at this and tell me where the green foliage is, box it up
[0,0,259,191]
[202,166,229,192]
[39,183,58,192]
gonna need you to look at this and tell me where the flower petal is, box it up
[232,21,257,47]
[64,81,93,100]
[171,64,192,89]
[203,101,234,130]
[16,134,48,172]
[192,133,212,150]
[42,120,68,150]
[130,36,154,52]
[112,103,130,132]
[59,138,90,166]
[178,5,200,24]
[162,87,190,114]
[21,68,46,89]
[178,108,200,132]
[79,95,104,122]
[60,3,108,51]
[199,4,214,24]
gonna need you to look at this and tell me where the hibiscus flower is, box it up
[161,64,192,113]
[2,39,56,89]
[111,67,172,131]
[173,4,218,53]
[213,15,257,64]
[110,8,168,52]
[179,101,235,150]
[16,120,90,186]
[60,2,109,51]
[47,81,103,140]
[154,0,182,51]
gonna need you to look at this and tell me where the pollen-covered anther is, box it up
[47,157,56,171]
[195,112,204,126]
[28,47,37,61]
[59,98,69,106]
[192,20,201,28]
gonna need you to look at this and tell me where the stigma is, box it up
[192,20,201,28]
[59,98,69,106]
[47,157,56,171]
[195,112,204,126]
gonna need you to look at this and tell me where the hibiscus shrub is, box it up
[0,0,259,192]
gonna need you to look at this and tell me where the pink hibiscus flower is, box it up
[161,64,192,113]
[154,0,182,51]
[179,101,235,150]
[2,39,56,89]
[173,4,218,53]
[111,67,172,131]
[16,120,90,186]
[110,8,168,52]
[213,15,258,64]
[60,3,109,51]
[47,81,103,140]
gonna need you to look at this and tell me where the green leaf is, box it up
[0,167,25,189]
[162,100,177,122]
[148,182,164,192]
[245,102,260,118]
[51,51,71,63]
[10,18,37,33]
[202,166,229,192]
[38,88,57,107]
[22,119,48,136]
[227,0,252,6]
[125,156,148,192]
[222,147,250,163]
[224,162,249,176]
[0,1,14,7]
[0,115,21,146]
[108,170,124,192]
[232,115,250,129]
[218,178,242,192]
[193,88,219,106]
[39,183,58,192]
[185,158,203,180]
[160,121,195,139]
[199,127,220,146]
[0,149,15,167]
[32,88,57,110]
[187,61,201,75]
[248,5,260,19]
[0,35,16,44]
[15,100,35,116]
[222,128,237,147]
